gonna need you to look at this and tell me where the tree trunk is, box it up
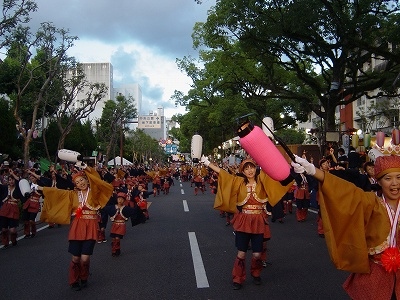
[42,127,52,163]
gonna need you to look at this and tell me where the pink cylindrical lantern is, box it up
[351,134,359,148]
[392,129,400,145]
[191,134,203,163]
[262,117,274,139]
[363,133,371,148]
[237,122,290,181]
[376,131,385,147]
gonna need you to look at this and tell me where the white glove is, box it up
[200,155,210,167]
[74,161,87,170]
[290,161,305,174]
[294,155,316,175]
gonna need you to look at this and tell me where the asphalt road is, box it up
[0,179,350,300]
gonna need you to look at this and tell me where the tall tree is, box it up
[0,0,37,48]
[6,22,78,166]
[174,41,309,152]
[98,95,137,162]
[0,96,19,157]
[50,62,108,152]
[124,129,166,165]
[194,0,400,132]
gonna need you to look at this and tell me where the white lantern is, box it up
[262,117,274,139]
[19,179,31,197]
[58,149,82,162]
[191,134,203,163]
[342,134,350,148]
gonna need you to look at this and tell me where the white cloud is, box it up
[68,40,191,116]
[26,0,216,118]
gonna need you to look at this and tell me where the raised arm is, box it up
[292,155,325,182]
[201,155,221,173]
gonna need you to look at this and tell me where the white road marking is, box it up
[0,224,49,249]
[183,200,189,212]
[188,232,209,288]
[181,189,185,194]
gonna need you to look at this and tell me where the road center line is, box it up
[188,232,209,288]
[183,200,189,212]
[181,189,185,194]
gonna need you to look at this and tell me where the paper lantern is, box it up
[19,179,31,197]
[351,134,359,148]
[58,149,82,162]
[376,132,385,147]
[262,117,274,139]
[368,148,384,161]
[191,134,203,163]
[237,122,290,181]
[342,134,350,148]
[363,133,371,148]
[392,129,400,145]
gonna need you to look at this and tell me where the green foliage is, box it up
[65,120,96,156]
[0,0,38,48]
[98,95,137,160]
[275,128,306,145]
[45,118,96,159]
[0,97,19,157]
[124,129,167,164]
[177,0,400,149]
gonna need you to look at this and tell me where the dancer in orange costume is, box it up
[38,164,113,291]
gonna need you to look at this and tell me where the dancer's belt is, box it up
[113,220,125,224]
[242,205,264,214]
[80,210,98,219]
[7,200,18,205]
[80,215,98,220]
[82,210,97,215]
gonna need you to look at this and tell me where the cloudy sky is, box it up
[28,0,215,118]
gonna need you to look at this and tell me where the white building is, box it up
[114,83,142,116]
[69,62,113,121]
[137,107,167,140]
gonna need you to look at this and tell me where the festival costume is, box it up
[294,174,311,222]
[40,167,113,288]
[193,174,204,195]
[163,181,170,194]
[22,189,41,237]
[318,171,398,299]
[214,168,292,286]
[103,203,139,256]
[0,182,23,247]
[283,186,295,214]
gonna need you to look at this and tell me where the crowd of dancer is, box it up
[204,147,382,293]
[1,145,389,297]
[0,159,183,291]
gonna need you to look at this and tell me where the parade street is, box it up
[0,179,349,300]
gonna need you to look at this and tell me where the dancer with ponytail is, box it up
[201,155,293,290]
[293,154,400,299]
[38,164,113,291]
